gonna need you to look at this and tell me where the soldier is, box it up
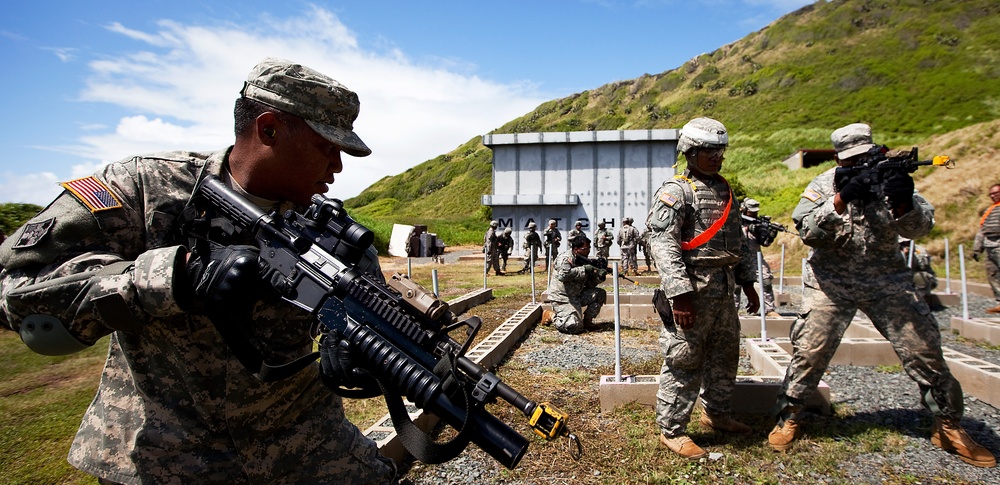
[542,236,606,334]
[543,219,562,270]
[593,221,613,259]
[518,222,543,274]
[735,198,780,317]
[567,220,585,248]
[639,222,656,274]
[900,237,938,301]
[768,123,995,468]
[498,227,514,273]
[973,183,1000,314]
[617,217,641,276]
[0,58,396,483]
[646,117,760,460]
[483,220,503,276]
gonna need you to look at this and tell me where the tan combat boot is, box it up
[659,434,707,460]
[700,412,751,433]
[986,304,1000,314]
[931,417,997,467]
[768,418,800,452]
[541,309,554,326]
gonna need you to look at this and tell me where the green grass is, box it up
[0,331,105,484]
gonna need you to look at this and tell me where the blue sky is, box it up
[1,0,814,206]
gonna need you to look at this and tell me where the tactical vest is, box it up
[673,175,742,267]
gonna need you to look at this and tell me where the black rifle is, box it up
[740,214,788,247]
[574,255,637,285]
[834,145,954,199]
[192,175,581,469]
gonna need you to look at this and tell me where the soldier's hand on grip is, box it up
[837,172,873,204]
[180,244,264,320]
[883,170,915,208]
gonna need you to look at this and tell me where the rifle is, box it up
[192,175,581,469]
[740,214,788,247]
[574,255,637,285]
[834,145,954,199]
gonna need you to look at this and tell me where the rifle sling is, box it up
[381,354,475,464]
[208,312,319,382]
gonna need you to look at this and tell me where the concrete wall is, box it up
[482,130,679,259]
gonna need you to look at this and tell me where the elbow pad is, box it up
[19,313,90,356]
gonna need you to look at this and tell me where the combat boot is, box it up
[541,309,554,326]
[700,412,751,433]
[765,311,782,318]
[768,418,800,452]
[931,417,996,467]
[986,304,1000,314]
[659,434,706,460]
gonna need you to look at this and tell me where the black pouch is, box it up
[652,289,674,329]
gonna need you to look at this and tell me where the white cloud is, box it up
[7,5,546,205]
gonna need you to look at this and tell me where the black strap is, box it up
[208,312,318,382]
[381,355,474,464]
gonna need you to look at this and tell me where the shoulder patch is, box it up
[802,188,823,202]
[659,192,679,207]
[60,176,122,213]
[13,218,55,249]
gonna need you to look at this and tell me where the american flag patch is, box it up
[802,188,823,202]
[60,176,122,212]
[659,192,679,207]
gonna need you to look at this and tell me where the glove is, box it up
[319,329,381,398]
[882,170,915,207]
[837,171,873,204]
[583,265,596,278]
[179,244,264,319]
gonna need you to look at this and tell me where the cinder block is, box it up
[771,337,899,367]
[928,292,960,307]
[941,347,1000,408]
[774,292,791,306]
[740,316,793,339]
[448,288,493,315]
[598,374,830,415]
[948,317,1000,346]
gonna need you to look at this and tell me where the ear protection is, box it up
[264,128,276,138]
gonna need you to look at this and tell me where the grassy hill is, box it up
[347,0,1000,254]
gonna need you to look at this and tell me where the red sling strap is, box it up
[679,175,733,250]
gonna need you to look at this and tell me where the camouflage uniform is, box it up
[546,250,606,334]
[646,172,757,437]
[774,168,964,420]
[617,221,641,275]
[734,221,775,314]
[904,242,938,299]
[543,225,561,268]
[593,225,613,259]
[973,202,1000,303]
[497,229,514,272]
[640,225,656,273]
[567,226,584,249]
[520,226,542,273]
[0,151,395,484]
[483,224,502,275]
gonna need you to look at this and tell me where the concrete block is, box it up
[774,292,791,306]
[942,346,1000,408]
[771,337,899,367]
[739,316,793,339]
[448,288,493,315]
[949,316,1000,346]
[928,292,960,308]
[598,374,830,415]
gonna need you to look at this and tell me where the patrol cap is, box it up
[831,123,876,160]
[677,117,728,154]
[241,58,371,157]
[743,198,760,212]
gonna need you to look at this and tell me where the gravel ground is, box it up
[400,279,1000,484]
